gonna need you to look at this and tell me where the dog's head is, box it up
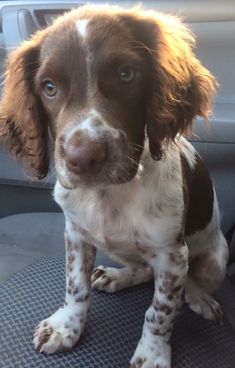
[0,5,217,188]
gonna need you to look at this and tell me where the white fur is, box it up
[55,140,184,260]
[34,302,87,353]
[76,19,89,39]
[54,136,227,273]
[179,135,197,169]
[64,109,120,143]
[130,327,171,368]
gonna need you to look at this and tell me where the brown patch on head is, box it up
[180,152,214,236]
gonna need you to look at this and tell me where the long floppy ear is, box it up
[0,32,50,179]
[143,12,218,159]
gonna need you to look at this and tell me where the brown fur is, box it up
[180,152,214,236]
[0,31,51,178]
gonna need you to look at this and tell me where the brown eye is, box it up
[118,66,135,82]
[42,79,57,97]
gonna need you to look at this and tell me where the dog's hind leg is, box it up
[185,277,223,323]
[185,228,228,323]
[91,265,152,292]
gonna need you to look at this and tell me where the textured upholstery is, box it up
[0,256,235,368]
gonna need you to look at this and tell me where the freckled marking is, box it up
[151,327,166,336]
[165,272,178,283]
[153,299,172,315]
[145,310,156,324]
[76,18,89,38]
[169,253,176,263]
[68,254,75,264]
[68,278,75,294]
[66,238,73,252]
[67,264,73,273]
[157,315,165,324]
[75,293,89,302]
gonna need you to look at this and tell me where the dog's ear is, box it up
[126,10,217,160]
[0,32,50,179]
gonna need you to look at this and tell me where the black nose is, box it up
[65,135,106,175]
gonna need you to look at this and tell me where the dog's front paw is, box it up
[34,305,85,354]
[130,336,171,368]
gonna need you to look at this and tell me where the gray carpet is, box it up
[0,257,235,368]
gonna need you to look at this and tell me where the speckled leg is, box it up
[34,226,96,354]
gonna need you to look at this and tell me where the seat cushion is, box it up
[0,256,235,368]
[0,212,235,367]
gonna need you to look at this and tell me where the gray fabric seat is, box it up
[0,213,235,368]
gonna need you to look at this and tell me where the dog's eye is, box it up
[42,79,57,97]
[118,66,135,82]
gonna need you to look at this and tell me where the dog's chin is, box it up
[57,164,139,190]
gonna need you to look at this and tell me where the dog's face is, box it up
[0,6,216,188]
[36,14,153,188]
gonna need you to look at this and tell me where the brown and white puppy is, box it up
[0,5,228,368]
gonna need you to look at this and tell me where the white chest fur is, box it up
[54,143,185,263]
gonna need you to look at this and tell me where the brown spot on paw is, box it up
[36,326,53,352]
[130,357,146,368]
[92,268,106,280]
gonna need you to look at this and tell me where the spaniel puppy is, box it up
[0,5,228,368]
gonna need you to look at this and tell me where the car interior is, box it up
[0,1,235,367]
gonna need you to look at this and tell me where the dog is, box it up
[0,5,229,368]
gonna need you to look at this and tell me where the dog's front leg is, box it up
[130,244,188,368]
[34,222,96,354]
